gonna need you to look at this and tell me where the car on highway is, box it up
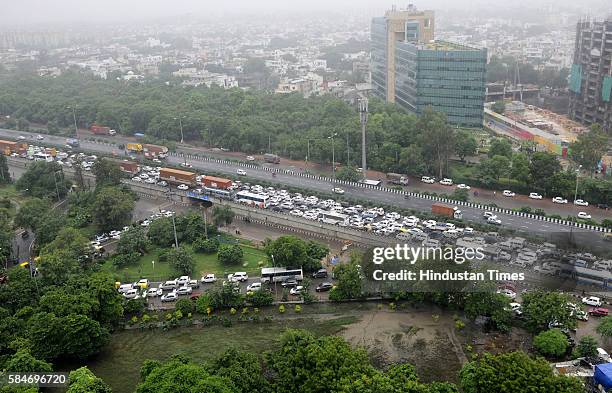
[177,184,189,190]
[246,156,255,161]
[312,268,328,279]
[574,199,589,206]
[227,272,248,282]
[180,162,192,168]
[420,176,435,184]
[582,296,602,307]
[18,135,25,140]
[502,190,516,197]
[316,282,333,292]
[176,286,193,296]
[552,197,568,204]
[598,203,609,210]
[36,135,44,140]
[529,192,543,199]
[131,176,142,182]
[157,181,168,187]
[246,282,262,292]
[236,169,247,176]
[161,292,178,302]
[487,216,502,225]
[456,183,470,190]
[439,178,453,186]
[289,286,304,296]
[332,187,345,195]
[589,307,609,317]
[577,212,592,220]
[201,273,217,283]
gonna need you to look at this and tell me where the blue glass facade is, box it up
[370,17,388,101]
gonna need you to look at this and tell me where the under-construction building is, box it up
[568,17,612,132]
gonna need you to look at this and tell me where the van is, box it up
[396,232,412,241]
[161,280,178,290]
[228,272,248,282]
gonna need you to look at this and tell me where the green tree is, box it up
[533,329,569,357]
[329,260,362,301]
[247,289,274,307]
[92,186,134,231]
[15,161,70,200]
[488,138,512,159]
[417,107,454,178]
[336,166,361,182]
[41,227,90,262]
[212,205,235,227]
[0,154,10,184]
[93,158,123,187]
[193,237,219,253]
[491,101,505,114]
[217,244,244,265]
[596,316,612,338]
[175,298,195,315]
[146,218,175,247]
[521,290,575,333]
[459,351,583,393]
[14,198,50,230]
[3,349,53,372]
[206,348,272,393]
[454,131,479,162]
[570,124,609,173]
[66,367,112,393]
[167,247,196,276]
[478,155,510,186]
[510,152,530,184]
[264,236,322,272]
[116,226,148,255]
[574,336,598,358]
[530,152,562,192]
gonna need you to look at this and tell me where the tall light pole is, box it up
[328,133,337,185]
[174,116,185,144]
[66,106,78,136]
[171,215,179,248]
[358,97,368,180]
[573,165,582,203]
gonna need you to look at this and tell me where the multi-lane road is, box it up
[1,128,610,253]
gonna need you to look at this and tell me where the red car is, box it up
[589,307,609,317]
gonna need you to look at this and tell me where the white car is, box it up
[332,187,345,195]
[147,287,161,297]
[18,135,26,140]
[228,272,248,282]
[236,169,247,176]
[177,276,190,286]
[456,184,470,190]
[139,173,149,179]
[177,184,189,190]
[176,286,193,296]
[529,193,543,200]
[502,190,515,197]
[132,177,142,182]
[439,178,453,186]
[123,289,139,299]
[463,227,474,234]
[161,280,178,290]
[582,296,602,307]
[289,286,304,296]
[161,292,178,302]
[552,197,568,204]
[574,199,589,206]
[487,216,502,225]
[246,156,255,161]
[247,282,262,292]
[509,302,523,316]
[180,162,192,168]
[483,211,496,219]
[36,135,44,140]
[577,212,592,220]
[201,273,216,283]
[420,176,435,184]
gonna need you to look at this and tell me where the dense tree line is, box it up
[487,56,569,89]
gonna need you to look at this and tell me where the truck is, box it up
[90,124,115,135]
[66,138,80,148]
[0,139,19,155]
[159,167,196,186]
[431,203,462,220]
[126,143,143,153]
[264,153,280,164]
[110,159,139,175]
[201,175,232,190]
[143,144,168,159]
[386,173,409,186]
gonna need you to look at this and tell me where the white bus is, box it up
[235,190,269,208]
[261,267,304,283]
[318,210,348,225]
[203,187,232,200]
[33,152,53,162]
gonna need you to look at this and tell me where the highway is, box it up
[1,128,610,253]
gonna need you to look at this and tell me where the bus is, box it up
[235,190,269,208]
[203,187,232,200]
[260,267,304,283]
[558,265,612,288]
[318,210,348,225]
[33,152,53,162]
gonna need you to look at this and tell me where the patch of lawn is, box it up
[102,243,269,282]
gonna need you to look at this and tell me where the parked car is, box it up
[161,280,178,290]
[122,289,139,299]
[201,274,216,283]
[117,283,134,293]
[177,276,190,286]
[281,278,298,288]
[161,292,178,302]
[552,197,568,204]
[502,190,516,197]
[289,286,304,296]
[332,187,345,195]
[176,286,193,296]
[456,183,470,190]
[577,212,592,220]
[589,307,609,317]
[316,282,333,292]
[247,282,262,292]
[236,169,247,176]
[147,287,161,297]
[529,192,543,199]
[420,176,435,184]
[227,272,248,282]
[574,199,589,206]
[188,279,200,288]
[177,184,189,190]
[439,178,453,186]
[312,268,328,279]
[509,302,523,316]
[582,296,602,307]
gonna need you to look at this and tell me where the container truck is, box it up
[0,139,19,155]
[159,168,196,186]
[386,173,409,186]
[142,144,168,159]
[126,143,143,152]
[201,175,232,190]
[264,153,280,164]
[431,203,462,219]
[90,124,115,135]
[110,159,139,175]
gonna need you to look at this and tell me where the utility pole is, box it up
[171,215,179,248]
[174,116,185,144]
[358,97,368,180]
[328,133,337,185]
[346,132,350,167]
[67,106,78,136]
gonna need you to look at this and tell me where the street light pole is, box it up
[171,215,179,248]
[174,116,184,144]
[358,97,368,180]
[67,106,78,136]
[573,165,582,203]
[328,133,337,185]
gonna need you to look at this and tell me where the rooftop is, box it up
[417,40,481,51]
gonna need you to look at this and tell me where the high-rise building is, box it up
[395,41,487,127]
[371,6,486,127]
[371,5,435,103]
[568,18,612,132]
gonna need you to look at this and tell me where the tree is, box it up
[336,166,361,182]
[41,227,90,262]
[533,329,569,357]
[529,152,561,192]
[167,247,196,276]
[14,198,50,230]
[206,348,272,393]
[116,226,148,255]
[146,218,175,247]
[305,240,329,262]
[454,131,478,162]
[596,316,612,338]
[175,298,195,315]
[570,124,609,173]
[92,186,134,231]
[329,260,362,301]
[4,349,53,372]
[212,205,235,227]
[217,244,244,265]
[247,289,273,307]
[0,154,10,184]
[34,210,65,246]
[574,336,598,358]
[459,351,583,393]
[15,161,70,200]
[521,290,575,333]
[93,158,123,187]
[37,250,81,285]
[510,152,530,184]
[488,138,512,159]
[450,188,469,202]
[478,155,510,186]
[193,237,219,253]
[491,101,505,114]
[417,107,454,178]
[66,367,112,393]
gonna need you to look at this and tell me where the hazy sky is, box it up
[0,0,607,27]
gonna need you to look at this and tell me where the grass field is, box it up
[78,315,357,393]
[102,243,269,282]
